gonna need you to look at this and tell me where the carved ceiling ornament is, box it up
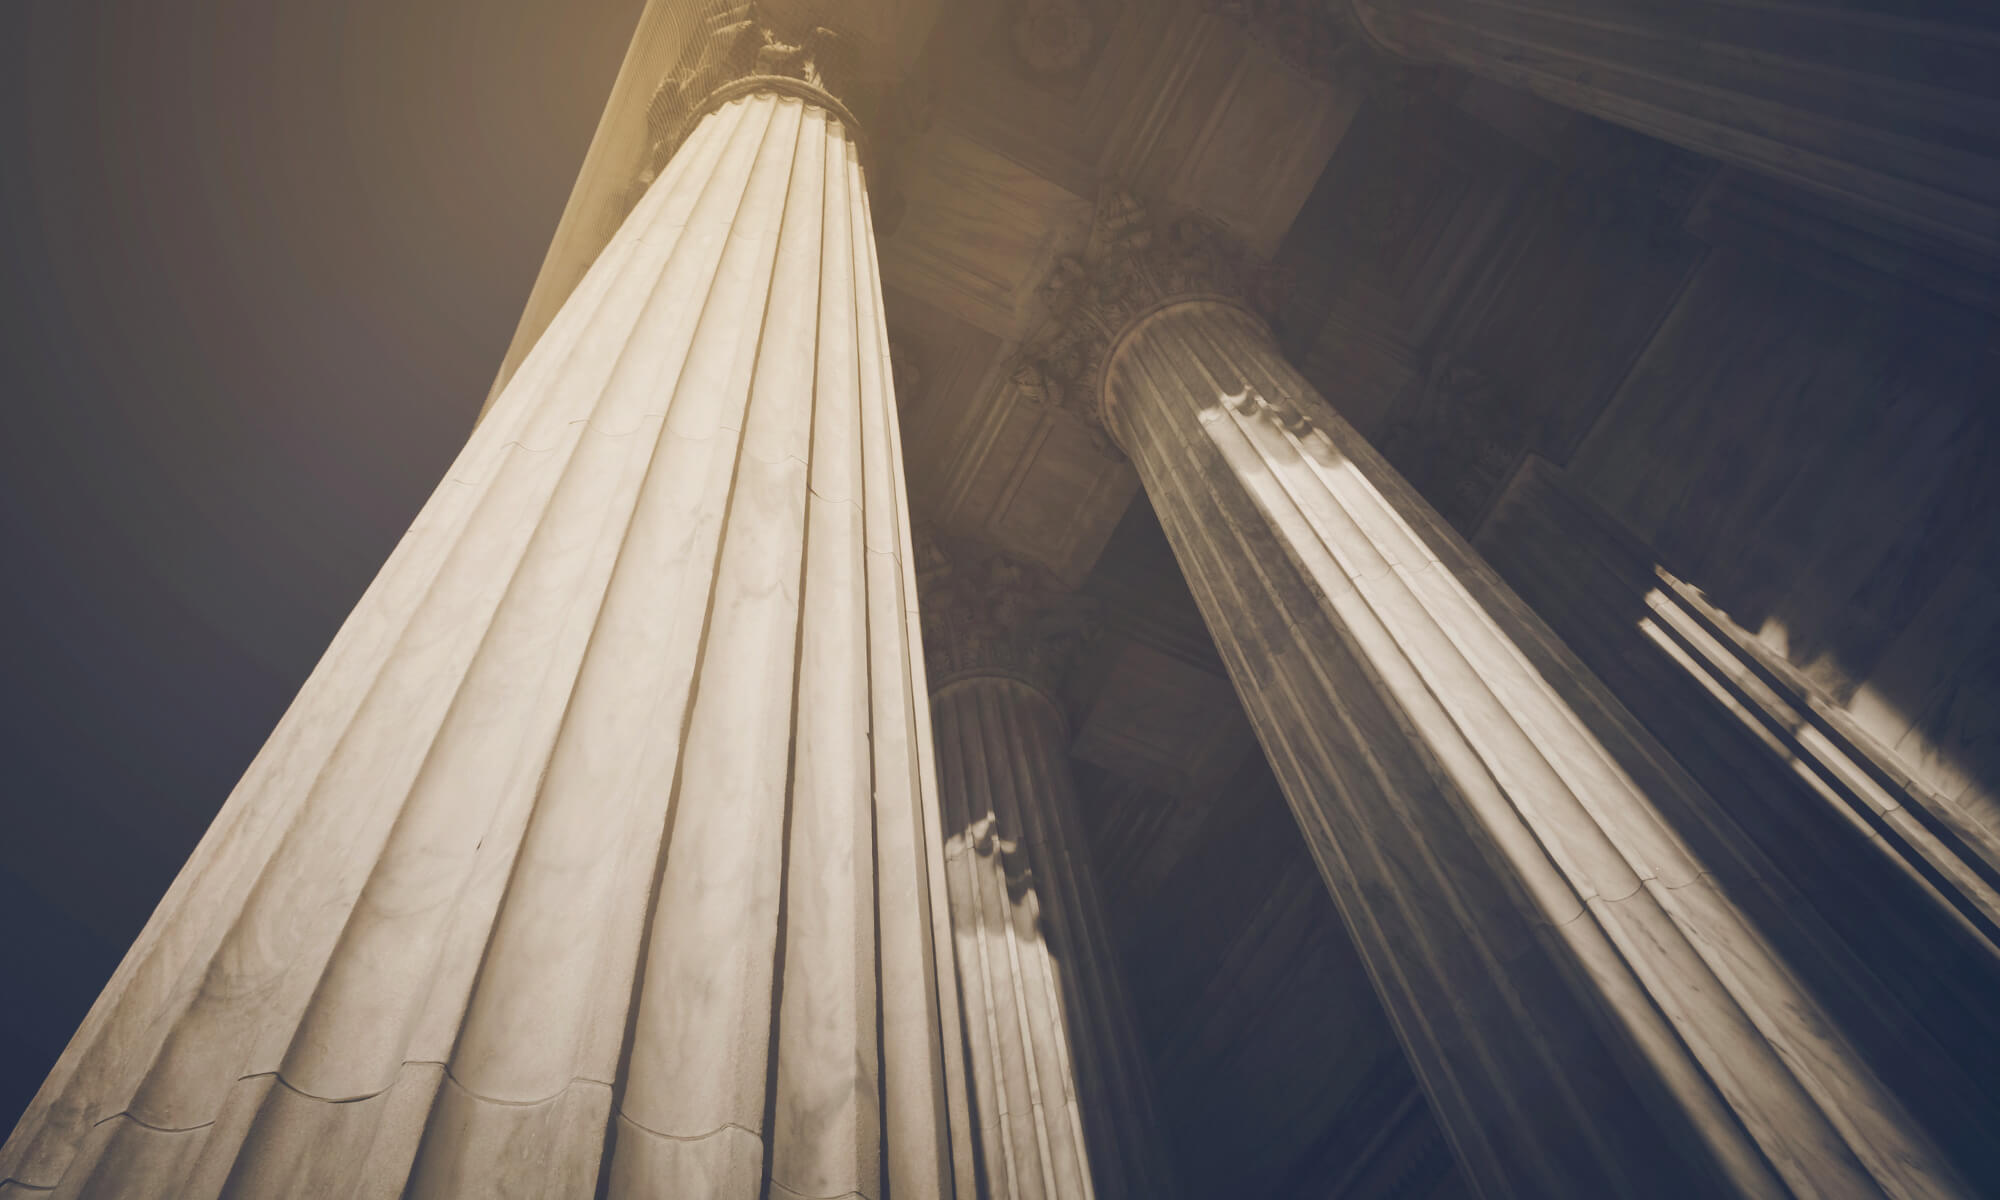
[915,529,1102,701]
[1011,189,1291,452]
[1012,0,1097,77]
[638,7,855,176]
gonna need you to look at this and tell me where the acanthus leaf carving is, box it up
[627,2,930,234]
[915,529,1102,699]
[1010,189,1291,449]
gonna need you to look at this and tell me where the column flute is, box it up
[1010,189,1991,1198]
[918,538,1176,1200]
[0,10,974,1199]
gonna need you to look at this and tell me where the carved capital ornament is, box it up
[1011,190,1290,452]
[633,3,932,230]
[915,533,1101,704]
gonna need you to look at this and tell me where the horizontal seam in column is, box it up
[612,1115,761,1146]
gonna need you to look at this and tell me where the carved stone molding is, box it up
[916,530,1101,702]
[631,3,934,231]
[637,7,857,174]
[1011,189,1291,450]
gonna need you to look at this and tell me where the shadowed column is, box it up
[919,540,1177,1200]
[0,13,974,1200]
[1346,0,2000,254]
[1013,191,1986,1199]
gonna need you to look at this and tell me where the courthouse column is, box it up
[1013,196,1982,1198]
[1,17,973,1200]
[918,542,1176,1200]
[1344,0,2000,254]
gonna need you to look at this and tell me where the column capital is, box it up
[634,3,938,226]
[641,9,865,160]
[1009,190,1290,454]
[915,531,1099,709]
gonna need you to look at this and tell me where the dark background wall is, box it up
[0,0,641,1129]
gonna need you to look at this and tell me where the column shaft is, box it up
[1105,297,1979,1198]
[1,87,971,1200]
[932,676,1174,1200]
[1350,0,2000,254]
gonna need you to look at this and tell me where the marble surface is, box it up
[1106,296,1979,1197]
[2,91,973,1199]
[931,675,1175,1200]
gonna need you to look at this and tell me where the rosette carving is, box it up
[1011,190,1290,449]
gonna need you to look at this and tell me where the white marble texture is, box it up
[932,675,1175,1200]
[1,90,973,1200]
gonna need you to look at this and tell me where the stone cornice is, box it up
[1009,190,1291,454]
[915,531,1101,708]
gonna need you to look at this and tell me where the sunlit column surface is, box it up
[1348,0,2000,254]
[1101,295,1980,1198]
[928,662,1176,1200]
[0,63,972,1200]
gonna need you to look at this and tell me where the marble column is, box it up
[0,21,974,1200]
[1345,0,2000,255]
[1014,194,1983,1197]
[918,542,1175,1200]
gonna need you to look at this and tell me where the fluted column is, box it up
[1015,194,1988,1197]
[1,25,972,1200]
[1345,0,2000,254]
[918,543,1175,1200]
